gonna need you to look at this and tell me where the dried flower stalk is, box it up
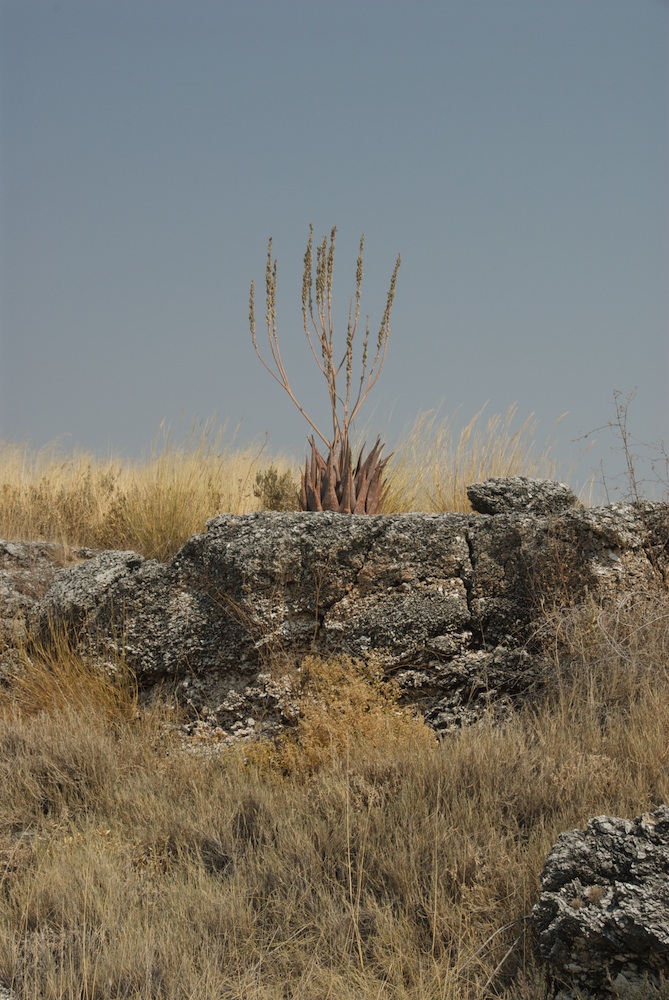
[249,226,400,513]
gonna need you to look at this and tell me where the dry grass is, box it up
[382,403,564,513]
[2,630,138,725]
[1,592,668,999]
[0,424,298,560]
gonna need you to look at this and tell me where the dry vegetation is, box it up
[0,404,563,559]
[1,596,668,999]
[1,413,668,998]
[381,404,563,514]
[0,423,294,561]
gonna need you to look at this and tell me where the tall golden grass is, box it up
[0,422,296,561]
[382,404,565,513]
[0,405,566,559]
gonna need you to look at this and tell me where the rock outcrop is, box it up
[7,479,664,735]
[2,482,667,997]
[532,805,669,998]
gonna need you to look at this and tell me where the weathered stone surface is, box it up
[466,476,579,515]
[19,486,668,734]
[532,805,669,998]
[0,541,95,652]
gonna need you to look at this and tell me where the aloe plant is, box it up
[249,225,400,513]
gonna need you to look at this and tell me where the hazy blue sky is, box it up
[1,0,667,498]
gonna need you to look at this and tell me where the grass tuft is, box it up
[2,629,138,725]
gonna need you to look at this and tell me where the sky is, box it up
[1,0,668,499]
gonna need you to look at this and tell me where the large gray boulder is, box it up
[21,479,668,734]
[532,806,669,998]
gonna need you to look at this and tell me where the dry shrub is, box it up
[383,403,563,513]
[262,654,437,774]
[253,464,300,511]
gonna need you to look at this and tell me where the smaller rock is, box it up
[531,805,669,997]
[466,477,579,515]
